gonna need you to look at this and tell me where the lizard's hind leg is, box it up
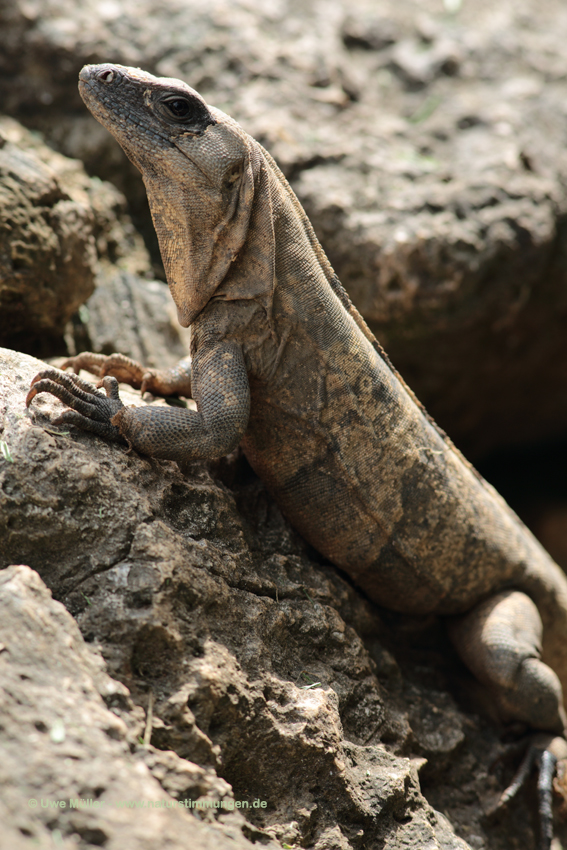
[448,589,567,850]
[447,589,566,734]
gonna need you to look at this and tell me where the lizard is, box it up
[26,63,567,847]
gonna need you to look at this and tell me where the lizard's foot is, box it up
[26,368,126,442]
[449,590,567,848]
[492,734,567,850]
[62,352,192,398]
[62,352,157,393]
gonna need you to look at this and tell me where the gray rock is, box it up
[0,563,267,850]
[0,117,149,358]
[0,116,190,367]
[0,117,96,355]
[4,345,563,848]
[1,0,567,844]
[76,269,191,368]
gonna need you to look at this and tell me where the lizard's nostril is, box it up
[97,69,115,84]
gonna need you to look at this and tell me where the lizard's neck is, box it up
[212,152,336,328]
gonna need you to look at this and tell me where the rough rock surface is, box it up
[0,116,97,355]
[3,348,564,849]
[0,116,190,368]
[2,0,567,455]
[76,269,191,369]
[0,116,149,357]
[0,563,267,850]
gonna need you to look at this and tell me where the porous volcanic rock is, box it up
[0,117,148,357]
[0,564,272,850]
[0,116,190,367]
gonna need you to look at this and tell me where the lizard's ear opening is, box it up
[143,151,255,327]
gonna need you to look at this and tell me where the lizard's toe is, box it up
[61,352,108,376]
[27,366,126,441]
[52,409,124,442]
[98,375,122,401]
[62,351,150,389]
[491,734,567,850]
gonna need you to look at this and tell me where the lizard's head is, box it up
[79,63,257,326]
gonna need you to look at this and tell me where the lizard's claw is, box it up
[491,734,567,850]
[26,368,126,442]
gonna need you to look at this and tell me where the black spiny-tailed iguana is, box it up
[26,64,567,847]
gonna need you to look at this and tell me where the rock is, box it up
[0,115,190,367]
[73,269,191,369]
[0,563,269,850]
[0,117,148,358]
[1,0,567,844]
[340,14,400,53]
[0,117,95,356]
[0,346,485,848]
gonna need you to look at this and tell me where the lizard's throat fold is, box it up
[176,303,192,328]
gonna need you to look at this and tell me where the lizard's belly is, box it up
[241,369,532,616]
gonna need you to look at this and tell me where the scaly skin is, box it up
[26,64,567,842]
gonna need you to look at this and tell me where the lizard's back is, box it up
[205,259,567,629]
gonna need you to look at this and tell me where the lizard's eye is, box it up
[157,93,216,131]
[162,97,196,121]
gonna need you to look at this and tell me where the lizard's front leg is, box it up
[27,342,250,462]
